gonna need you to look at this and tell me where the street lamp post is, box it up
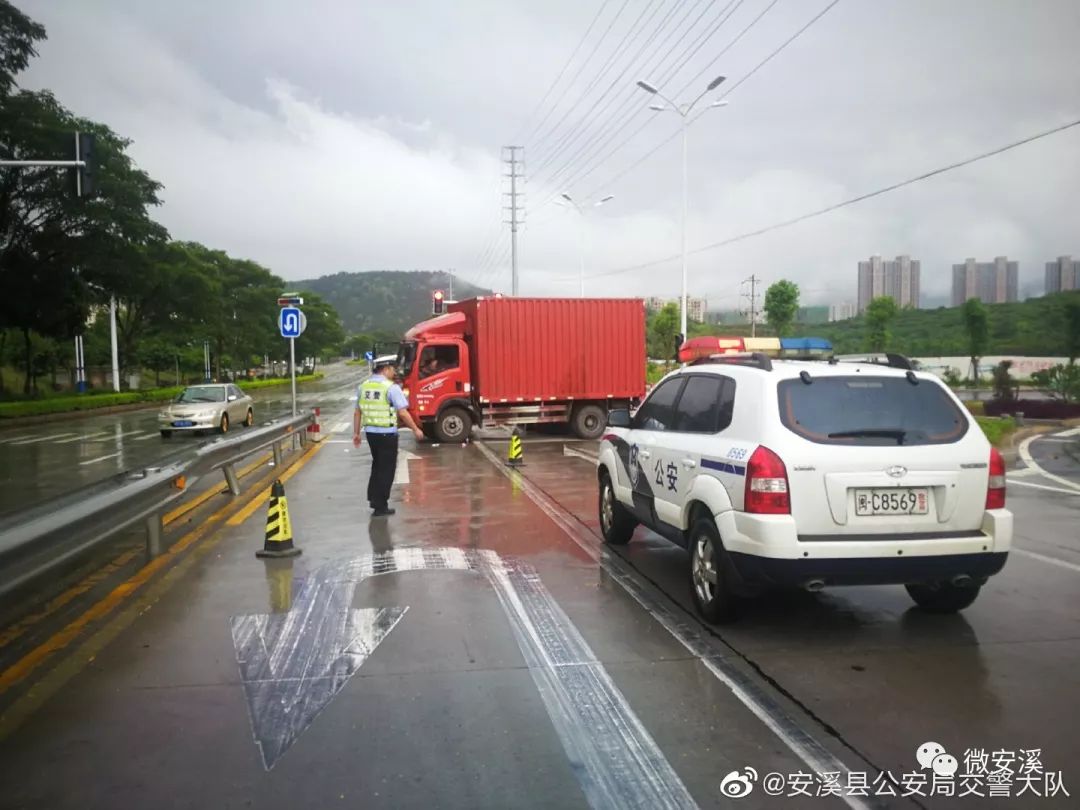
[560,193,614,297]
[637,76,728,339]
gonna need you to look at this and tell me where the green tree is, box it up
[292,291,345,369]
[0,0,45,96]
[763,280,800,338]
[647,302,679,361]
[864,296,898,352]
[0,6,163,391]
[962,297,989,384]
[1064,299,1080,365]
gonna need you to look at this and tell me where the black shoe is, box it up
[372,507,396,517]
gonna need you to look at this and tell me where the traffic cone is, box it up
[256,479,302,558]
[506,427,524,467]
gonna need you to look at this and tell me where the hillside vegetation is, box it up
[685,291,1080,356]
[297,271,494,336]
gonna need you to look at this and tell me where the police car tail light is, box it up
[986,447,1006,509]
[745,446,790,514]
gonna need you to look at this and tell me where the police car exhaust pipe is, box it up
[803,579,825,593]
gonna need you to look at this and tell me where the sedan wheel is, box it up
[219,413,229,434]
[244,408,254,427]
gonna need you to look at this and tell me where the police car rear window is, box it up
[777,376,968,446]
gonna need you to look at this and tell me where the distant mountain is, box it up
[296,271,493,336]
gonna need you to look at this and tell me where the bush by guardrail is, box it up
[975,415,1016,447]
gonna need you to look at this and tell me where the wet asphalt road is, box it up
[0,362,362,518]
[0,421,1077,808]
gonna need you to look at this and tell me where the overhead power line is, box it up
[513,0,615,143]
[576,0,840,201]
[582,116,1080,280]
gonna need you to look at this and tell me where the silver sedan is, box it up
[158,383,254,438]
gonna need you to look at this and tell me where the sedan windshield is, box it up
[175,386,225,404]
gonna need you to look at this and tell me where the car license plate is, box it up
[172,420,194,427]
[854,488,929,516]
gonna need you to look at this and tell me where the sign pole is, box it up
[289,336,297,417]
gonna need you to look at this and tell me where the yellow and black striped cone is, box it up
[506,427,524,467]
[256,479,302,558]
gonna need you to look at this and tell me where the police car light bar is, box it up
[678,336,833,364]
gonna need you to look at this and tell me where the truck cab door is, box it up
[414,341,467,422]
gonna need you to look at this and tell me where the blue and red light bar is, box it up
[678,336,832,363]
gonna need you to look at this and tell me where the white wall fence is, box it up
[913,356,1068,381]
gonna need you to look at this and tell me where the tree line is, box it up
[0,2,344,396]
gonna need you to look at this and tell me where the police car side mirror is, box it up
[607,409,631,428]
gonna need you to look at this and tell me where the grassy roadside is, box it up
[0,374,324,419]
[975,415,1016,448]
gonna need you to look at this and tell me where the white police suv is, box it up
[597,338,1011,623]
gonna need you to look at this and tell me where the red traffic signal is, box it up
[432,289,445,315]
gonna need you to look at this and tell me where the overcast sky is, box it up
[20,0,1080,308]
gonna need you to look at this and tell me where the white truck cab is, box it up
[597,343,1011,623]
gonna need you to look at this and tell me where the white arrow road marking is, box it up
[1019,434,1080,492]
[1007,479,1080,496]
[563,444,599,463]
[393,450,421,485]
[231,548,696,809]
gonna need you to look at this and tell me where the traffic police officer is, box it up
[353,357,424,517]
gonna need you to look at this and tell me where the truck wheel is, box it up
[435,407,472,443]
[906,582,981,613]
[599,471,636,545]
[571,404,606,440]
[689,518,738,624]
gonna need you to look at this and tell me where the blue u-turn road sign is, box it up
[279,307,307,338]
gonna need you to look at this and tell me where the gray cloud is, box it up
[20,0,1080,309]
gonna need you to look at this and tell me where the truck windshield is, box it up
[398,342,417,378]
[777,376,968,446]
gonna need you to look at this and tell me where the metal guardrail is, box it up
[0,411,316,600]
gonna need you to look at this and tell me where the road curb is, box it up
[1001,424,1059,465]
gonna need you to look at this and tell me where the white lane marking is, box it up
[136,432,162,440]
[332,421,350,433]
[564,444,599,463]
[476,440,874,810]
[1007,479,1080,496]
[1014,548,1080,574]
[79,451,122,466]
[53,432,110,444]
[9,432,78,445]
[1051,427,1080,438]
[393,450,420,485]
[1018,435,1080,492]
[332,548,695,808]
[1036,438,1080,443]
[0,434,38,444]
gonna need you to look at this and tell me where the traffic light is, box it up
[72,132,96,198]
[432,289,445,315]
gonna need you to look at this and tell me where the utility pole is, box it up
[740,275,760,338]
[448,268,454,300]
[502,146,524,296]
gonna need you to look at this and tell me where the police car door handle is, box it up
[638,449,651,460]
[681,458,697,469]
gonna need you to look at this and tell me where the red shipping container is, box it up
[449,297,645,403]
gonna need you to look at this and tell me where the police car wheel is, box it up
[905,581,981,614]
[689,518,737,623]
[599,472,635,545]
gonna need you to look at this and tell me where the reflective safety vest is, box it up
[358,377,397,428]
